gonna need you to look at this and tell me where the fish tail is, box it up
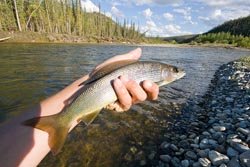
[23,114,70,155]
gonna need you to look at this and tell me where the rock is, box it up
[227,157,241,167]
[198,149,208,158]
[171,157,180,167]
[202,131,211,136]
[213,125,226,132]
[170,144,179,151]
[179,140,190,149]
[226,97,234,103]
[208,150,229,166]
[237,128,250,136]
[181,159,189,167]
[148,151,156,160]
[140,160,146,166]
[227,147,239,158]
[208,139,218,147]
[199,158,211,167]
[200,139,210,149]
[239,150,250,167]
[175,148,185,156]
[219,164,227,167]
[239,121,248,128]
[191,144,200,148]
[193,162,202,167]
[160,141,170,149]
[194,136,200,144]
[230,141,250,153]
[185,151,198,160]
[160,155,171,163]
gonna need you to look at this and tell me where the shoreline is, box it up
[147,57,250,167]
[1,31,249,51]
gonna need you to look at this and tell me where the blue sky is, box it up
[81,0,250,37]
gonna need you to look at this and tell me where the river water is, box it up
[0,44,249,166]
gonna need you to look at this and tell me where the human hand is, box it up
[92,48,159,112]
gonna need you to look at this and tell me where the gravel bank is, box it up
[153,57,250,167]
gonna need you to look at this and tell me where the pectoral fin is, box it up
[80,109,102,125]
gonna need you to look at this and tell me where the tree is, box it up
[13,0,22,31]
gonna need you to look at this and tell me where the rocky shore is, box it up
[155,57,250,167]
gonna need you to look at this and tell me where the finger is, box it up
[95,48,142,70]
[113,78,132,111]
[142,80,159,100]
[120,76,147,104]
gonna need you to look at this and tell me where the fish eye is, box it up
[173,67,178,73]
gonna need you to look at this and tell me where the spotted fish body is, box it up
[24,61,185,155]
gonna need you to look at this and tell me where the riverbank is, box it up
[1,31,249,51]
[0,31,146,44]
[151,57,250,167]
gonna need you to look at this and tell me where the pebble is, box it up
[237,127,250,135]
[227,147,239,158]
[198,158,211,167]
[208,150,229,166]
[181,159,189,167]
[185,151,198,160]
[239,150,250,167]
[170,144,179,151]
[230,141,249,153]
[154,60,250,167]
[213,125,226,132]
[160,155,171,163]
[227,157,241,167]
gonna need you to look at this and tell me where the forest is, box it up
[193,32,250,48]
[207,15,250,37]
[0,0,144,42]
[191,15,250,48]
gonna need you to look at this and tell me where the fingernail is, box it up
[120,75,129,82]
[114,79,122,88]
[144,81,152,88]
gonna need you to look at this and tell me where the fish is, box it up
[24,60,185,155]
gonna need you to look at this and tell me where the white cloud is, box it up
[105,12,112,18]
[173,7,196,24]
[163,12,174,21]
[111,6,124,18]
[198,7,249,27]
[142,8,153,19]
[146,20,156,27]
[173,8,189,15]
[133,0,183,6]
[141,21,191,37]
[195,0,250,27]
[165,24,181,34]
[195,0,250,8]
[81,0,99,12]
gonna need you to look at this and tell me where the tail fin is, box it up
[23,114,70,155]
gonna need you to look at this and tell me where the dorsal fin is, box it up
[81,59,138,85]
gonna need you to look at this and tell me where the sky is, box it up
[81,0,250,37]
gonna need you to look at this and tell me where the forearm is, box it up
[0,75,89,167]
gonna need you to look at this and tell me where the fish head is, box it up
[158,63,186,86]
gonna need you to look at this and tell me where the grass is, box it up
[239,56,250,68]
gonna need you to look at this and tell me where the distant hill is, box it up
[163,15,250,44]
[207,15,250,37]
[163,34,198,43]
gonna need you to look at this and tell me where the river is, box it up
[0,44,249,166]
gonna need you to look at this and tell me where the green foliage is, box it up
[194,32,250,48]
[208,15,250,37]
[0,0,142,42]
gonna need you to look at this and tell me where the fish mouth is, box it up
[174,68,186,80]
[177,71,186,79]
